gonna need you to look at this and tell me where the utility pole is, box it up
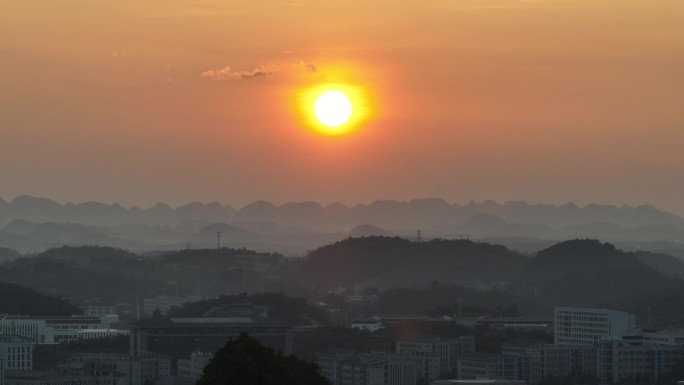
[217,231,221,249]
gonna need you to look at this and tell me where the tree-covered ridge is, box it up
[168,292,328,325]
[299,236,526,288]
[3,238,684,325]
[635,250,684,278]
[374,283,545,316]
[0,281,79,315]
[0,246,283,303]
[0,247,22,261]
[518,239,683,317]
[296,237,684,325]
[524,239,643,278]
[197,333,330,385]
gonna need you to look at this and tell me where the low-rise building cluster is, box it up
[326,306,684,385]
[319,336,475,385]
[2,305,684,385]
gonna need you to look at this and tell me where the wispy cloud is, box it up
[200,64,277,81]
[111,52,131,59]
[291,59,316,73]
[201,59,316,81]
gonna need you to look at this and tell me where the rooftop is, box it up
[130,315,290,329]
[501,338,548,347]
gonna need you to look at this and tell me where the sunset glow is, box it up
[2,0,684,212]
[297,83,372,137]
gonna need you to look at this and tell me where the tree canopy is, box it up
[197,333,330,385]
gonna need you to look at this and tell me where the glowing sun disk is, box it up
[296,81,372,137]
[314,91,352,127]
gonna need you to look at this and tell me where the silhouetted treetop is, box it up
[197,333,330,385]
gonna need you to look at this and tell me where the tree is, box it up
[197,333,330,385]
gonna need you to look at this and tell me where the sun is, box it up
[296,82,372,137]
[314,91,352,127]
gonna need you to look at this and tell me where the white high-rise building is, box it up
[0,335,34,371]
[554,306,635,345]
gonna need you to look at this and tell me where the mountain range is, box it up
[2,195,684,255]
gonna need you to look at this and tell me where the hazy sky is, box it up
[2,0,684,213]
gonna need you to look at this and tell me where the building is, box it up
[475,317,553,332]
[554,307,635,345]
[80,304,117,317]
[621,330,684,346]
[57,353,130,385]
[177,350,212,385]
[597,339,684,384]
[500,340,545,384]
[396,335,475,379]
[3,370,81,385]
[386,355,419,385]
[77,329,129,340]
[44,315,117,344]
[318,349,355,385]
[351,319,383,332]
[142,296,191,316]
[538,344,598,380]
[501,339,599,384]
[129,314,292,362]
[339,353,417,385]
[433,380,527,385]
[351,316,451,332]
[0,335,33,371]
[57,352,172,385]
[340,354,387,385]
[493,307,684,384]
[0,315,114,344]
[457,353,517,381]
[0,319,44,344]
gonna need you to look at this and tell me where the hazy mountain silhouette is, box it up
[0,195,236,227]
[429,213,554,239]
[348,224,393,237]
[2,195,684,254]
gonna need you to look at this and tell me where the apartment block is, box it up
[554,307,635,345]
[456,353,517,381]
[396,335,475,379]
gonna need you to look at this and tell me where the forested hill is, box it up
[297,236,527,288]
[3,238,684,325]
[295,237,684,324]
[518,239,682,311]
[524,239,644,279]
[0,247,22,261]
[0,246,284,303]
[0,281,79,315]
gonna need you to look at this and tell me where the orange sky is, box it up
[1,0,684,213]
